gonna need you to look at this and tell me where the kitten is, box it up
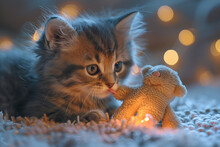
[0,11,146,122]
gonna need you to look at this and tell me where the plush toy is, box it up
[113,65,187,128]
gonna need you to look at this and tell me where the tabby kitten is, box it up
[0,11,146,122]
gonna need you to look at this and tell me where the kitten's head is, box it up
[35,11,145,99]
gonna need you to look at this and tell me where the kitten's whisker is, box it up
[65,96,75,114]
[90,88,96,103]
[80,88,93,112]
[92,88,100,108]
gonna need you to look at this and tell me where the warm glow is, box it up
[178,29,195,46]
[140,114,155,129]
[0,37,13,50]
[32,30,41,42]
[164,50,179,65]
[141,114,152,124]
[60,4,80,19]
[199,70,211,85]
[210,41,220,57]
[145,116,150,122]
[215,39,220,53]
[157,5,174,22]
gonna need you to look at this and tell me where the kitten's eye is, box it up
[86,64,99,75]
[114,61,123,72]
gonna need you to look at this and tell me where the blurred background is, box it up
[0,0,220,87]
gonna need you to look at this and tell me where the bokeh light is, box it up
[131,64,141,75]
[178,29,195,46]
[60,4,80,19]
[210,41,220,57]
[0,37,13,50]
[215,39,220,53]
[164,50,179,65]
[157,5,174,22]
[32,30,41,42]
[198,70,211,86]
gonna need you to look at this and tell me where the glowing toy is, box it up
[113,65,187,128]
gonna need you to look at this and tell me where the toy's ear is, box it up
[174,84,187,98]
[141,65,153,75]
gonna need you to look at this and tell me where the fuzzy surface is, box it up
[0,84,220,147]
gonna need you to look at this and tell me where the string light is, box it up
[140,114,155,129]
[157,5,174,22]
[178,29,195,46]
[60,4,80,19]
[164,50,179,65]
[0,37,13,50]
[144,116,150,121]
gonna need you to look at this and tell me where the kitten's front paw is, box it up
[81,109,107,123]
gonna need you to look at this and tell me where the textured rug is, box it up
[1,84,220,147]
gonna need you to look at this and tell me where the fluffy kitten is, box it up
[0,11,146,122]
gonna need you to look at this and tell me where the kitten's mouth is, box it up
[108,88,117,94]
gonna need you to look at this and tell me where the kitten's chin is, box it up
[94,85,118,99]
[95,91,112,99]
[81,89,111,99]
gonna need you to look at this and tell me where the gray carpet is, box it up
[1,84,220,147]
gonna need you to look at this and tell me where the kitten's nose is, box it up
[106,83,114,88]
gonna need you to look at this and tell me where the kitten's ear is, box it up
[45,16,74,49]
[115,11,139,35]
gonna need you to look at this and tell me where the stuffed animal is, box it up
[113,65,187,128]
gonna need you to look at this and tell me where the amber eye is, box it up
[114,61,123,72]
[86,64,99,75]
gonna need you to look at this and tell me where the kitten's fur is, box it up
[0,11,146,122]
